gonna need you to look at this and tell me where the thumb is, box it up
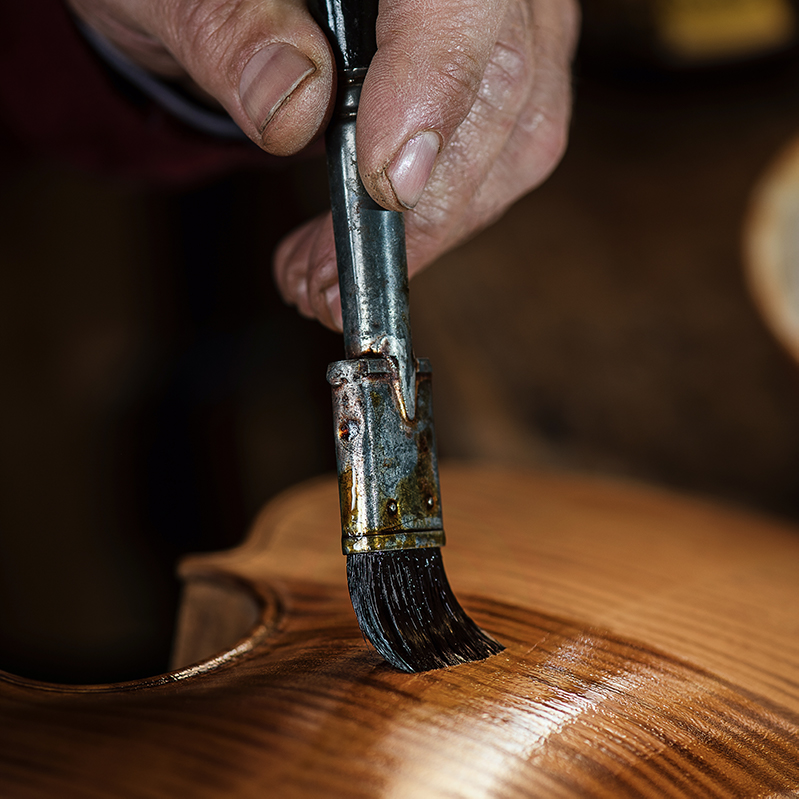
[70,0,335,156]
[356,0,510,209]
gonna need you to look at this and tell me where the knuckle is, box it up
[436,34,487,99]
[519,105,570,187]
[477,39,532,118]
[165,0,247,76]
[456,0,536,130]
[535,123,568,183]
[481,0,534,97]
[491,39,531,89]
[406,0,510,113]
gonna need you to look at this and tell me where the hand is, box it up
[275,0,579,330]
[67,0,579,330]
[66,0,336,155]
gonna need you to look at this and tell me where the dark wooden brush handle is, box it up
[309,0,379,73]
[310,0,416,415]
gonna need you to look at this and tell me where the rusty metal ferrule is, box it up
[328,357,446,556]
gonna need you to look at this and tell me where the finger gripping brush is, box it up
[311,0,503,672]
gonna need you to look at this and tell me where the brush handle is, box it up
[314,0,445,554]
[309,0,379,73]
[310,0,417,418]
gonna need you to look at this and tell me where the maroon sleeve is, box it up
[0,0,266,184]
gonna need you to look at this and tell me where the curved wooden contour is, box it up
[746,134,799,366]
[1,464,799,797]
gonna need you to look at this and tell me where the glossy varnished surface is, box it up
[2,465,799,797]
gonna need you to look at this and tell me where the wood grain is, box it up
[1,464,798,797]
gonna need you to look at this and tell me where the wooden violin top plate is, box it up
[2,465,798,798]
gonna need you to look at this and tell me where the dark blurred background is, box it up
[2,0,799,683]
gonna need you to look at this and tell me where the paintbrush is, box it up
[311,0,504,671]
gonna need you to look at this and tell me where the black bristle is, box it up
[346,548,504,672]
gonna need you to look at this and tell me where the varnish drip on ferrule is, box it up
[327,357,446,555]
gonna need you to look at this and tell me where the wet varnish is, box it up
[1,465,798,797]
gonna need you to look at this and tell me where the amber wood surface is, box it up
[1,464,799,798]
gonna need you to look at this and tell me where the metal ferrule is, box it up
[328,357,445,555]
[315,0,439,556]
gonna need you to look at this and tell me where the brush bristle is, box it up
[346,547,504,672]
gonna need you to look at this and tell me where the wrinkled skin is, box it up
[68,0,579,329]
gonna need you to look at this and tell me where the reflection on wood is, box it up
[1,465,798,797]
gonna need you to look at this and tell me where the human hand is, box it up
[67,0,579,330]
[274,0,580,330]
[66,0,337,155]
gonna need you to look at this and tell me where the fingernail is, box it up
[240,43,315,133]
[325,284,343,331]
[387,131,441,209]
